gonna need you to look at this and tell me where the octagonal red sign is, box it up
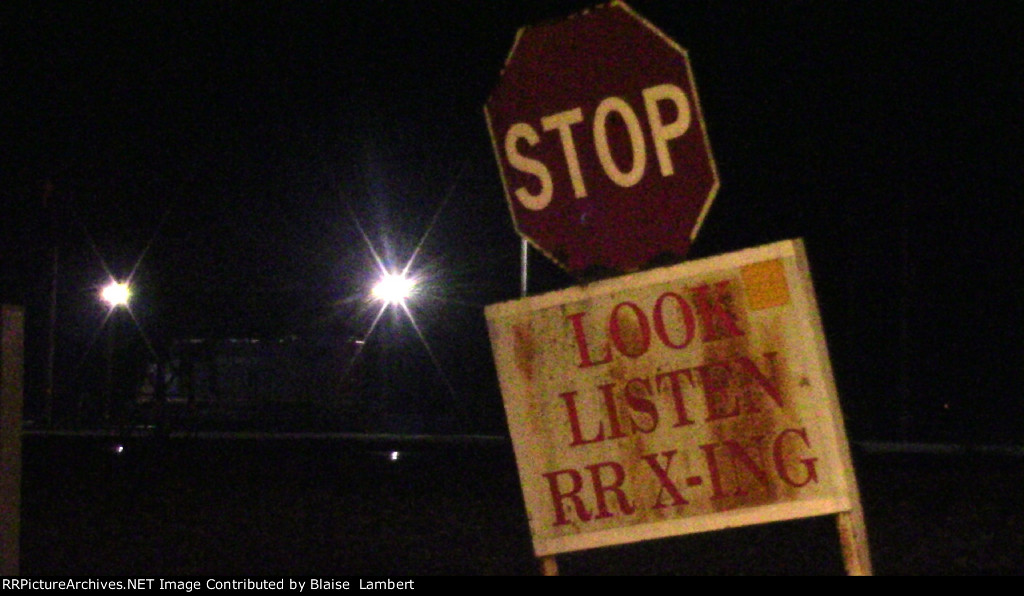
[485,1,719,275]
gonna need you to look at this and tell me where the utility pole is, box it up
[42,180,58,428]
[899,188,912,441]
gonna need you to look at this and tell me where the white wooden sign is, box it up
[486,239,870,572]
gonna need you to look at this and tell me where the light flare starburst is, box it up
[339,163,470,414]
[100,281,131,308]
[371,272,416,306]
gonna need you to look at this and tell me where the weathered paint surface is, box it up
[486,240,861,557]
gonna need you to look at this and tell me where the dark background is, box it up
[2,1,1021,442]
[17,435,1024,575]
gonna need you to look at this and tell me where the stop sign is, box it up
[485,1,718,275]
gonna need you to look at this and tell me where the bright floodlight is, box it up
[372,272,415,306]
[101,281,131,308]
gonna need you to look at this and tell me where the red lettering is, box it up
[773,427,819,487]
[697,429,821,504]
[701,438,770,499]
[567,312,612,368]
[640,451,688,508]
[697,361,740,421]
[735,353,783,409]
[692,281,745,342]
[586,461,636,519]
[653,291,696,349]
[559,390,605,446]
[608,301,650,358]
[559,354,782,449]
[623,377,658,433]
[542,469,593,526]
[699,442,730,501]
[654,368,697,428]
[566,285,746,367]
[597,382,628,440]
[721,437,770,496]
[698,353,785,421]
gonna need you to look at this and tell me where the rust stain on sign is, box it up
[513,322,536,382]
[697,276,790,512]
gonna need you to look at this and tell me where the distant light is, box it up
[390,451,400,462]
[112,444,125,454]
[101,281,131,308]
[372,273,415,306]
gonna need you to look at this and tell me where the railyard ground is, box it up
[17,434,1023,576]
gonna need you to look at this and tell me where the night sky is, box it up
[2,1,1021,440]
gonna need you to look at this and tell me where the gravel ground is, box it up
[16,435,1023,576]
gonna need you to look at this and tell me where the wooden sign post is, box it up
[1,305,25,576]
